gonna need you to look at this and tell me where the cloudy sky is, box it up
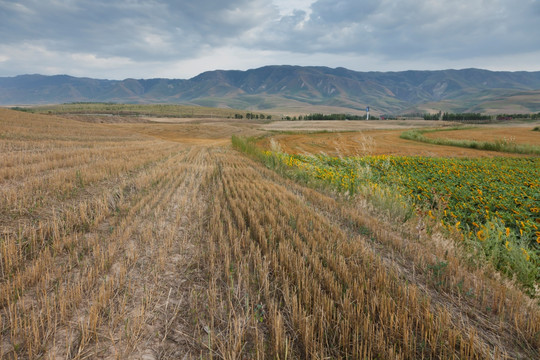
[1,0,539,79]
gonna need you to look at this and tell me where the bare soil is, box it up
[259,129,532,157]
[112,120,266,146]
[423,126,540,145]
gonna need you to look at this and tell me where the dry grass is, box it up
[422,126,540,145]
[261,119,451,132]
[0,108,211,358]
[258,130,533,157]
[202,148,540,359]
[111,121,265,147]
[1,107,539,359]
[23,103,252,119]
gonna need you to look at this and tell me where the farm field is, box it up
[1,107,539,359]
[262,151,539,280]
[111,121,265,146]
[258,129,535,157]
[15,103,249,119]
[422,126,540,144]
[261,119,449,132]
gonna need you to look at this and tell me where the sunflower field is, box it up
[267,151,540,248]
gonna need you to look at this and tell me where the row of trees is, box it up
[442,112,492,121]
[298,113,378,120]
[496,113,540,120]
[234,113,272,119]
[424,112,491,121]
[424,111,540,121]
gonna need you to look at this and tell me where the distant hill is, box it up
[1,66,540,114]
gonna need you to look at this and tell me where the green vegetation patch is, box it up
[400,128,540,155]
[234,134,540,291]
[279,153,540,290]
[277,154,538,239]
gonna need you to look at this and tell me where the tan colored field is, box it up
[423,126,540,145]
[112,121,265,146]
[26,103,251,119]
[261,119,451,132]
[1,108,539,359]
[260,129,532,157]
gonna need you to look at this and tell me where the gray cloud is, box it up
[0,0,276,60]
[0,0,539,78]
[310,0,380,23]
[255,0,540,59]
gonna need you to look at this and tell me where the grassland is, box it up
[1,107,539,359]
[13,103,259,119]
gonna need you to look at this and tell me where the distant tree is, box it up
[423,111,441,120]
[442,112,491,121]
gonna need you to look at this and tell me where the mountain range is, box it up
[2,66,540,115]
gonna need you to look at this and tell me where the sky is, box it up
[1,0,539,80]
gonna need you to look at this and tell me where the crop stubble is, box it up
[1,108,539,359]
[204,149,539,359]
[260,128,538,158]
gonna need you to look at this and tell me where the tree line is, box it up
[423,112,491,121]
[234,113,272,119]
[423,112,540,121]
[299,113,378,120]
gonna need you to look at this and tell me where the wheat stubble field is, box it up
[1,107,539,359]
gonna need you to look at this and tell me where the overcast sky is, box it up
[1,0,539,79]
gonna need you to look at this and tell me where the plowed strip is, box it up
[260,130,532,157]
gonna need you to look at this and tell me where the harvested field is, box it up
[0,108,211,358]
[261,119,452,132]
[259,130,531,157]
[423,125,540,145]
[58,114,154,124]
[112,121,265,146]
[1,108,539,359]
[25,103,248,119]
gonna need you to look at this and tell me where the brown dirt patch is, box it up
[111,121,265,146]
[260,130,530,157]
[423,126,540,145]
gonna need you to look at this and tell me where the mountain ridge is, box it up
[1,66,540,114]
